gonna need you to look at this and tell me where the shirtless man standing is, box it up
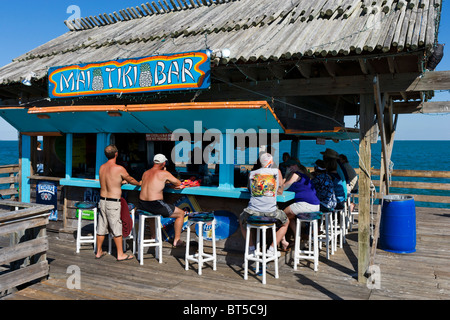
[139,154,186,248]
[96,145,140,261]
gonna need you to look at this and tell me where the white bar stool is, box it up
[333,208,346,251]
[244,216,279,285]
[318,211,334,259]
[108,203,137,255]
[348,193,359,232]
[293,212,321,271]
[185,212,216,275]
[137,209,163,265]
[75,202,98,253]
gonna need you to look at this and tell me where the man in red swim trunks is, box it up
[138,154,186,248]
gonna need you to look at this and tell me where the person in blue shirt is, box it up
[282,158,320,250]
[321,148,348,209]
[311,159,337,212]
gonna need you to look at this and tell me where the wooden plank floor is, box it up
[2,207,449,300]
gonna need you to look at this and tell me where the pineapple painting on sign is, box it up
[139,63,152,88]
[48,50,210,99]
[92,68,104,91]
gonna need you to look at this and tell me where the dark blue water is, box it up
[1,140,448,207]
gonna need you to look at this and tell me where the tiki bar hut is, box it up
[1,0,449,284]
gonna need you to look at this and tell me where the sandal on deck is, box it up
[172,240,186,248]
[117,254,134,262]
[95,252,107,259]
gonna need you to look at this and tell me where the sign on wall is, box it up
[36,181,58,221]
[48,51,210,98]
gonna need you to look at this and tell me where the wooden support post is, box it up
[358,93,375,283]
[370,98,398,266]
[20,134,31,203]
[373,76,390,193]
[65,134,73,180]
[219,133,234,190]
[95,133,108,180]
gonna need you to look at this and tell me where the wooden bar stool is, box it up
[243,216,279,285]
[75,202,98,253]
[137,209,163,265]
[185,212,216,275]
[293,212,322,271]
[108,203,137,255]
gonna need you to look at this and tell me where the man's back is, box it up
[99,162,125,199]
[247,167,280,213]
[140,167,172,201]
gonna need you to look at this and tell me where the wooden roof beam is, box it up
[212,71,450,97]
[296,63,311,79]
[323,61,336,78]
[387,57,398,74]
[393,101,450,114]
[268,64,287,80]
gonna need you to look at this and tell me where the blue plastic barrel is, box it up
[379,195,416,253]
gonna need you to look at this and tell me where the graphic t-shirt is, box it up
[247,167,279,212]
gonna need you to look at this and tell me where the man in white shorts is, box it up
[96,145,141,261]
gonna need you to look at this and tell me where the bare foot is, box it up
[172,239,186,248]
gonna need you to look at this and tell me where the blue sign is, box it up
[36,181,58,221]
[48,51,210,98]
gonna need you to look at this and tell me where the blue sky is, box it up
[0,0,449,140]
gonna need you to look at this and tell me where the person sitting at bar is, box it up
[239,152,288,257]
[138,154,186,248]
[281,158,320,249]
[324,156,347,210]
[279,152,291,176]
[96,144,141,261]
[339,153,358,212]
[311,159,337,212]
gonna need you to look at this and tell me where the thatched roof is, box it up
[0,0,442,85]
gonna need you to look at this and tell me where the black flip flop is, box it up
[95,252,107,259]
[117,254,134,262]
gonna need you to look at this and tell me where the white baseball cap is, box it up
[153,154,168,164]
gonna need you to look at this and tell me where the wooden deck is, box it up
[2,207,449,301]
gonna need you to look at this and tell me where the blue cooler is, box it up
[379,195,416,253]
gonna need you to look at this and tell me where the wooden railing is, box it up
[353,169,450,206]
[0,201,53,295]
[0,164,19,200]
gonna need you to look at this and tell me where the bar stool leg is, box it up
[212,219,217,271]
[329,212,334,254]
[185,222,191,271]
[294,219,300,270]
[244,224,250,280]
[313,220,319,271]
[76,208,81,253]
[139,215,144,265]
[154,216,162,263]
[93,208,97,254]
[272,224,279,279]
[255,227,261,274]
[198,221,204,276]
[261,226,267,285]
[157,216,162,263]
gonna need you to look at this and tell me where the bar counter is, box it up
[59,177,295,202]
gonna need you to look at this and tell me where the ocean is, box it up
[0,140,448,208]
